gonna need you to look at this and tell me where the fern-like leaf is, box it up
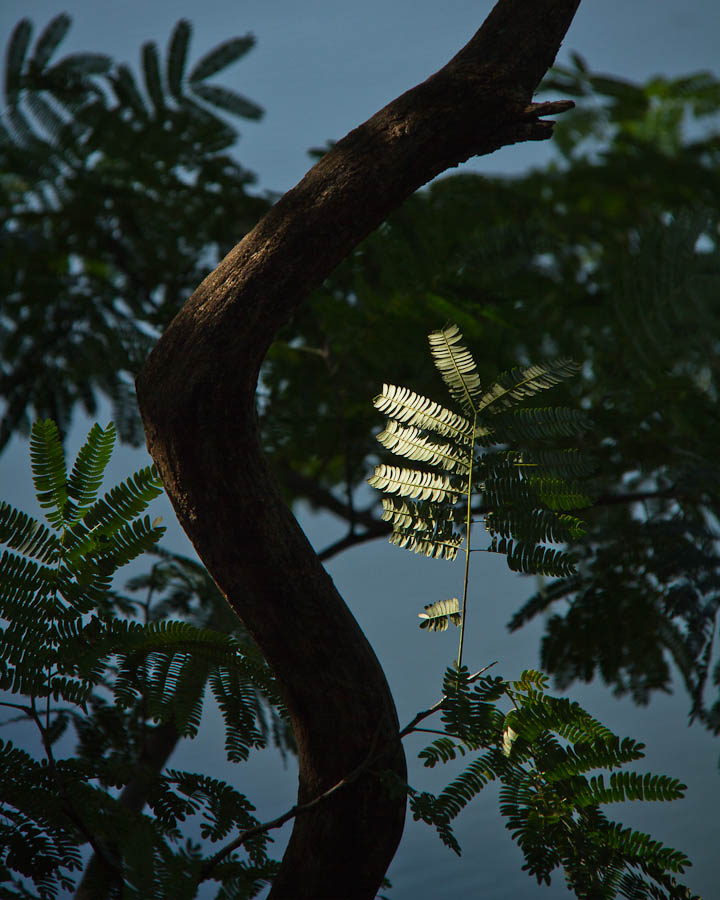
[374,384,473,443]
[368,464,463,503]
[380,497,462,530]
[389,521,463,560]
[542,736,646,781]
[428,323,482,415]
[500,540,577,577]
[81,466,164,536]
[482,473,592,513]
[418,736,469,767]
[425,748,501,823]
[486,509,586,545]
[505,448,597,478]
[418,598,461,632]
[371,326,591,628]
[96,515,166,570]
[30,419,69,528]
[601,822,691,874]
[573,771,686,807]
[376,420,469,473]
[66,422,116,520]
[0,502,59,562]
[477,359,581,413]
[504,694,616,746]
[381,498,463,560]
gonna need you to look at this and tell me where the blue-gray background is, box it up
[2,2,719,897]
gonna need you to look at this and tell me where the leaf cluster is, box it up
[0,16,269,449]
[369,324,592,636]
[410,667,697,900]
[0,421,287,898]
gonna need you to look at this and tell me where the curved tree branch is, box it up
[135,2,581,896]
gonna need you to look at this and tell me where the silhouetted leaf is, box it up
[192,82,263,120]
[188,35,255,82]
[142,41,164,114]
[166,19,191,98]
[5,19,32,103]
[31,13,71,71]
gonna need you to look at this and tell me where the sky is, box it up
[2,0,719,193]
[2,1,720,897]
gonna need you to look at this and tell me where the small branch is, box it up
[522,99,575,118]
[198,757,367,881]
[318,522,390,561]
[409,728,451,737]
[0,700,33,714]
[400,663,498,738]
[135,1,582,891]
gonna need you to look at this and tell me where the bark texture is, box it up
[135,1,581,896]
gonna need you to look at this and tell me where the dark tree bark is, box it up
[135,1,581,896]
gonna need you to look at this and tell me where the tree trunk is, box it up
[135,1,581,896]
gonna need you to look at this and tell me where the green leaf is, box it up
[188,35,255,83]
[483,407,593,443]
[528,476,593,511]
[82,466,164,536]
[507,448,597,479]
[428,323,482,415]
[0,502,59,562]
[418,736,468,766]
[96,515,166,569]
[601,822,691,874]
[389,520,463,560]
[502,540,577,577]
[485,509,586,545]
[66,422,116,520]
[573,771,686,807]
[542,736,646,781]
[376,420,470,473]
[418,597,461,632]
[368,464,463,504]
[477,359,581,413]
[381,498,463,560]
[374,384,473,443]
[511,669,550,692]
[30,420,69,529]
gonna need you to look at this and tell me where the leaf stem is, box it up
[456,414,477,672]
